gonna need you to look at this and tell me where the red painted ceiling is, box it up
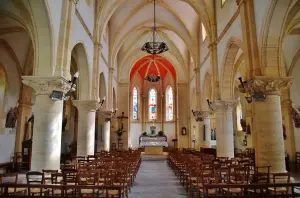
[130,55,176,81]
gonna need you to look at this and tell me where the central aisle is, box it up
[130,159,187,198]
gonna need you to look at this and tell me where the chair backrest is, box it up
[62,168,77,185]
[42,169,58,184]
[0,172,18,184]
[26,171,44,184]
[51,173,64,185]
[272,172,290,184]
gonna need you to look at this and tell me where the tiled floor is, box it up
[129,160,187,198]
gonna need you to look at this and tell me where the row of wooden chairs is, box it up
[168,150,291,197]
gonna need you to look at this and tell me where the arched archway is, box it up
[220,37,243,100]
[70,43,90,100]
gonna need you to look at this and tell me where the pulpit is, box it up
[140,136,168,155]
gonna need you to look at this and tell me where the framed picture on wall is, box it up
[181,127,187,136]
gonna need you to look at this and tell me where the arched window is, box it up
[201,23,207,41]
[149,88,157,120]
[166,86,173,121]
[132,87,138,120]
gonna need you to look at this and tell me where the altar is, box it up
[140,136,168,155]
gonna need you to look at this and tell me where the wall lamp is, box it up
[238,77,265,104]
[50,72,79,101]
[206,99,214,111]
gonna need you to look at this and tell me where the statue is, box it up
[5,107,18,128]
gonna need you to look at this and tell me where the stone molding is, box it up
[72,100,101,112]
[22,76,71,95]
[238,76,293,95]
[212,100,237,112]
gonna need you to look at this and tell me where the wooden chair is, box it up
[295,152,300,171]
[77,172,99,196]
[26,171,49,196]
[0,173,26,195]
[42,169,58,184]
[111,143,117,150]
[268,172,290,196]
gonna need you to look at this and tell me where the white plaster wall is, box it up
[217,15,243,80]
[216,0,239,37]
[253,0,270,42]
[164,123,175,148]
[129,122,141,149]
[290,59,300,151]
[70,13,94,99]
[76,0,95,34]
[46,0,62,66]
[200,58,211,91]
[0,45,21,163]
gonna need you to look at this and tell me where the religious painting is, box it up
[5,106,18,128]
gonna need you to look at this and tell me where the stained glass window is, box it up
[149,88,157,120]
[166,86,173,121]
[133,87,138,120]
[236,99,243,131]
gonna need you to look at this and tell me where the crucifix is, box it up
[117,112,128,130]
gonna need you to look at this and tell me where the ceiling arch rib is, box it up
[118,34,186,74]
[118,28,187,70]
[111,19,194,69]
[110,3,195,54]
[119,48,187,83]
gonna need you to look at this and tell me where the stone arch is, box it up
[220,37,243,100]
[99,72,107,108]
[259,0,293,75]
[70,43,90,100]
[0,0,54,76]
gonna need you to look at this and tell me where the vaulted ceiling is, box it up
[96,0,214,83]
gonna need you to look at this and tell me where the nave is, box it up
[130,159,186,198]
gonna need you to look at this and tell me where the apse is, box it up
[129,55,177,149]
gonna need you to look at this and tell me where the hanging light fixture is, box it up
[144,55,161,82]
[141,0,169,55]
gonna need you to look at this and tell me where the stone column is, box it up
[22,76,70,171]
[281,89,296,161]
[202,111,212,148]
[73,100,101,156]
[98,110,114,151]
[240,76,292,173]
[212,100,237,158]
[142,94,146,131]
[107,68,114,110]
[103,118,111,151]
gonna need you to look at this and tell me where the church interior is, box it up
[0,0,300,197]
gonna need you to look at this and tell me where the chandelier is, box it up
[144,55,161,82]
[141,0,169,55]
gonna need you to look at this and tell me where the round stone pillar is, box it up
[213,100,237,158]
[73,100,101,157]
[103,118,111,151]
[203,116,212,147]
[239,77,292,173]
[22,76,71,171]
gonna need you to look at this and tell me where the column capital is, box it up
[109,67,115,73]
[193,67,200,73]
[73,100,101,112]
[192,110,212,122]
[212,100,237,112]
[208,42,217,49]
[238,76,293,96]
[98,109,114,118]
[22,76,71,95]
[94,41,103,50]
